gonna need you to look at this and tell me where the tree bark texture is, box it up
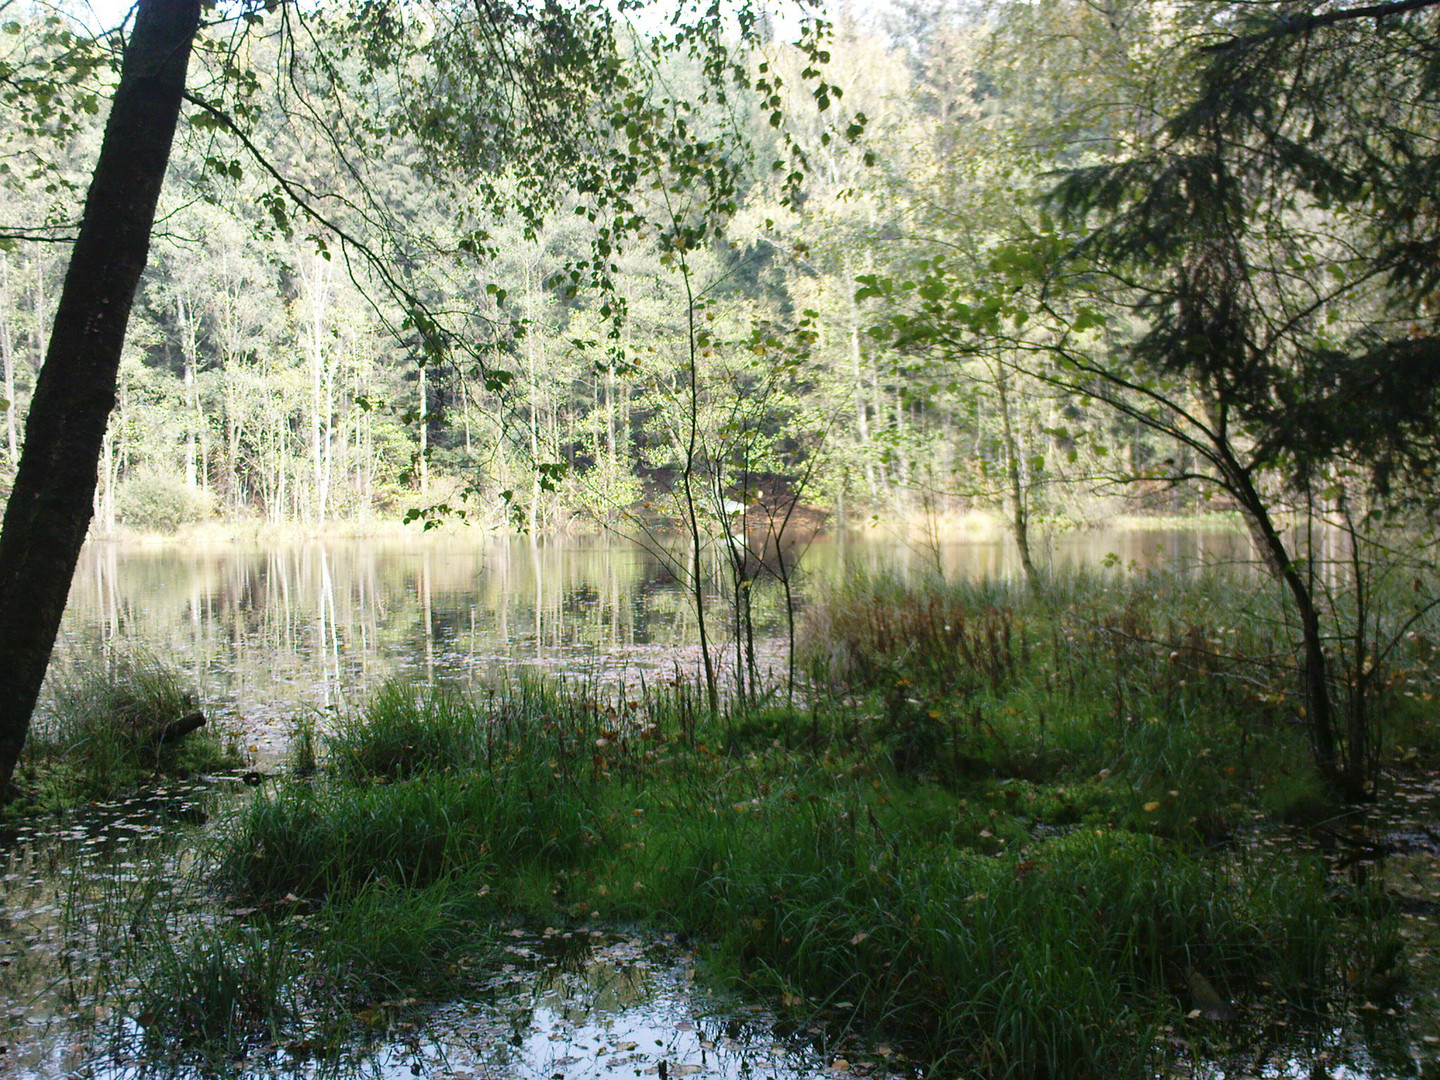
[0,0,200,794]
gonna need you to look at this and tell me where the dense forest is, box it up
[0,0,1275,541]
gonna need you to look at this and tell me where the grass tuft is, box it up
[15,652,241,805]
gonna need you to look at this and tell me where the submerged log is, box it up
[156,710,206,745]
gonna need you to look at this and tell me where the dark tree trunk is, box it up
[0,0,200,796]
[1224,459,1342,787]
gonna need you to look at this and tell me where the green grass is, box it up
[12,652,242,808]
[107,568,1427,1077]
[582,752,1336,1079]
[127,873,501,1062]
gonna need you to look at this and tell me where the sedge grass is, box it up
[110,569,1417,1078]
[14,652,241,808]
[590,757,1337,1079]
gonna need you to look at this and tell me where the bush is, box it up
[116,474,214,534]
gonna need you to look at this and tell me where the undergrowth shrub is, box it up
[116,473,214,534]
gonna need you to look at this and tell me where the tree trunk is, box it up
[992,359,1039,589]
[1,254,19,468]
[1224,457,1341,785]
[177,291,198,488]
[304,251,332,523]
[0,0,199,795]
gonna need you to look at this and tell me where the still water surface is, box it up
[54,527,1244,763]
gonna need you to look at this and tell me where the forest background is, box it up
[0,0,1227,547]
[6,5,1440,1070]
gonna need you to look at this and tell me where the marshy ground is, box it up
[4,569,1440,1079]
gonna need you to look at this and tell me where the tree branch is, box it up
[1204,0,1440,52]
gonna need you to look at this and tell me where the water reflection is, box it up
[76,931,856,1080]
[345,933,849,1080]
[63,538,714,763]
[57,529,1247,764]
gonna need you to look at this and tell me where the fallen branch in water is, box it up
[156,710,206,745]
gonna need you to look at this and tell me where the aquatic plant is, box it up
[16,652,241,804]
[106,573,1422,1077]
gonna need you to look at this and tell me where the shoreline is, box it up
[83,508,1249,548]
